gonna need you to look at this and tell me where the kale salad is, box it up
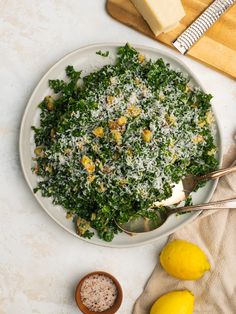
[32,44,218,242]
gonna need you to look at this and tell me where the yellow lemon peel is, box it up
[150,290,194,314]
[160,240,210,280]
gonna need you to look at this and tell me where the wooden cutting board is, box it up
[107,0,236,79]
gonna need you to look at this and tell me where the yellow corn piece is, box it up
[127,104,142,117]
[192,135,204,144]
[117,116,127,126]
[198,120,206,128]
[87,175,96,183]
[185,85,191,92]
[44,96,55,111]
[108,120,118,130]
[81,155,95,173]
[138,54,145,63]
[142,129,153,142]
[127,148,133,157]
[206,111,214,124]
[98,183,106,193]
[66,212,73,219]
[208,148,216,156]
[166,114,176,126]
[34,146,44,157]
[92,126,104,138]
[111,130,122,143]
[119,178,128,186]
[172,153,178,163]
[106,95,115,105]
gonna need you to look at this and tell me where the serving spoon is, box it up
[117,198,236,235]
[116,165,236,234]
[149,165,236,209]
[182,165,236,198]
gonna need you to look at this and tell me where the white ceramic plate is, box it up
[19,43,222,248]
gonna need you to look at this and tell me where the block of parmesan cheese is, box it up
[130,0,185,37]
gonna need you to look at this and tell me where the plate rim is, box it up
[19,42,223,248]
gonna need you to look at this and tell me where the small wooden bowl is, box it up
[75,271,123,314]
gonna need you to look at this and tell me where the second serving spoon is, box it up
[116,165,236,234]
[118,198,236,235]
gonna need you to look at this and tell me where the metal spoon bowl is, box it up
[117,198,236,235]
[116,165,236,235]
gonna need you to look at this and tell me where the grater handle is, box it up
[173,0,236,54]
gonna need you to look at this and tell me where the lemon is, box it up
[150,290,194,314]
[160,240,210,280]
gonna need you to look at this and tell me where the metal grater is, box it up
[173,0,236,54]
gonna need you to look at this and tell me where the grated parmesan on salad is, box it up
[32,44,218,242]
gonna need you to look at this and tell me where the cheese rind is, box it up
[130,0,185,36]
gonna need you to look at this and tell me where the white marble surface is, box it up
[0,1,235,313]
